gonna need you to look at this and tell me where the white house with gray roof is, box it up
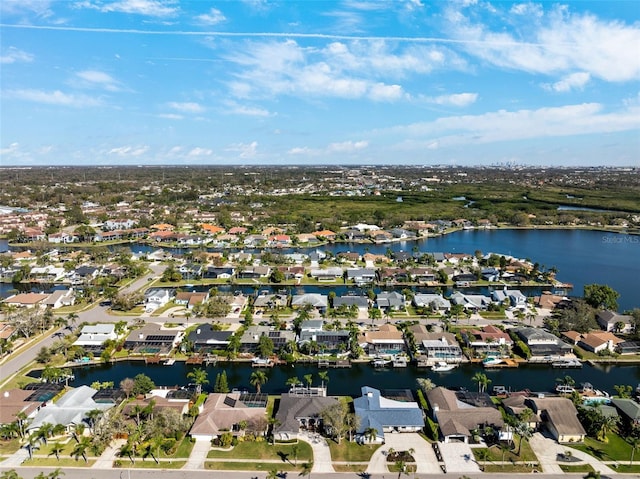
[354,386,424,443]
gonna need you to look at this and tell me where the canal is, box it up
[51,360,640,398]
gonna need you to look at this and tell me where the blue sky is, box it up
[1,0,639,166]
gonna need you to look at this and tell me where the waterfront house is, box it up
[274,393,341,441]
[0,389,43,426]
[237,265,271,279]
[492,289,527,307]
[412,327,463,364]
[291,293,328,313]
[525,397,585,443]
[345,267,377,284]
[174,291,209,310]
[179,263,204,279]
[333,294,369,315]
[412,293,450,313]
[610,398,640,427]
[298,320,350,354]
[461,325,513,358]
[353,386,424,443]
[239,326,296,354]
[596,310,634,333]
[378,267,410,283]
[277,266,305,280]
[189,392,268,442]
[501,396,539,429]
[73,324,118,353]
[481,267,500,282]
[310,267,343,282]
[375,291,405,311]
[26,385,114,434]
[204,266,235,279]
[42,289,75,309]
[3,292,50,309]
[562,330,623,354]
[30,265,65,282]
[425,387,504,443]
[449,292,491,311]
[513,327,573,358]
[358,324,405,356]
[409,267,436,283]
[123,393,190,421]
[123,323,182,355]
[253,293,288,311]
[186,324,232,353]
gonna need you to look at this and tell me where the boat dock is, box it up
[483,358,519,368]
[145,354,162,364]
[318,359,351,368]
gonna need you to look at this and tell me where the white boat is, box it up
[556,384,576,394]
[431,361,457,372]
[163,358,176,366]
[552,358,582,368]
[483,357,503,367]
[371,358,391,368]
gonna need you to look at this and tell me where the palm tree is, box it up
[187,367,210,395]
[299,461,313,479]
[597,414,619,442]
[118,441,136,464]
[85,408,103,433]
[395,460,408,479]
[363,427,378,443]
[48,442,65,461]
[250,370,268,394]
[286,376,301,390]
[130,404,145,426]
[475,448,489,471]
[318,371,329,391]
[71,437,91,462]
[0,469,21,479]
[472,372,491,393]
[291,443,300,465]
[267,468,279,479]
[36,422,54,445]
[499,443,511,464]
[304,373,313,389]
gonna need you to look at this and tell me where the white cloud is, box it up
[6,89,102,107]
[157,113,184,120]
[224,101,272,117]
[510,2,543,18]
[543,72,591,92]
[0,47,34,64]
[426,92,478,106]
[74,69,123,91]
[108,145,149,157]
[85,0,177,17]
[226,141,258,159]
[327,140,369,153]
[445,3,640,82]
[167,101,205,113]
[0,142,20,155]
[385,102,640,147]
[196,7,225,25]
[1,0,53,18]
[188,147,213,157]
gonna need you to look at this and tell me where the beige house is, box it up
[526,397,586,443]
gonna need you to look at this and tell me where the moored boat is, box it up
[431,361,457,372]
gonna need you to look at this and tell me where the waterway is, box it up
[3,229,639,310]
[50,360,640,398]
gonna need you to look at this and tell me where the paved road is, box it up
[1,468,638,479]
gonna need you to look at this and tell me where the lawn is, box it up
[473,437,538,464]
[118,459,187,469]
[328,440,380,462]
[569,434,634,462]
[205,461,300,471]
[21,457,96,467]
[207,440,313,462]
[559,464,595,473]
[0,439,21,455]
[164,436,194,458]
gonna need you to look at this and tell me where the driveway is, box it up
[529,432,616,475]
[298,431,334,473]
[367,433,441,474]
[438,442,481,474]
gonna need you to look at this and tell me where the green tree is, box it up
[214,370,230,393]
[257,334,274,358]
[584,284,620,311]
[187,367,210,395]
[48,442,65,461]
[132,373,156,396]
[471,372,491,393]
[299,461,313,479]
[250,370,268,394]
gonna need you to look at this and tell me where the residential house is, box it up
[337,251,361,264]
[425,387,504,443]
[174,291,209,310]
[291,293,328,313]
[492,289,527,307]
[333,294,369,315]
[189,392,267,441]
[596,311,634,333]
[123,392,191,422]
[449,292,492,311]
[414,329,463,364]
[409,268,436,283]
[237,265,270,279]
[204,266,235,279]
[461,325,513,358]
[369,230,394,242]
[562,330,624,354]
[0,389,42,426]
[3,293,49,309]
[26,385,114,434]
[186,324,232,353]
[310,267,344,282]
[144,288,175,312]
[274,393,341,441]
[353,386,424,443]
[481,268,500,282]
[610,398,640,428]
[179,263,204,280]
[298,321,350,353]
[41,289,75,309]
[375,291,405,311]
[239,326,296,354]
[525,397,586,443]
[47,232,78,244]
[104,218,136,230]
[30,265,65,282]
[253,293,289,311]
[412,293,450,313]
[345,268,376,285]
[358,324,406,356]
[388,228,416,240]
[513,327,573,358]
[312,229,336,241]
[73,324,118,353]
[123,323,183,355]
[378,267,409,283]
